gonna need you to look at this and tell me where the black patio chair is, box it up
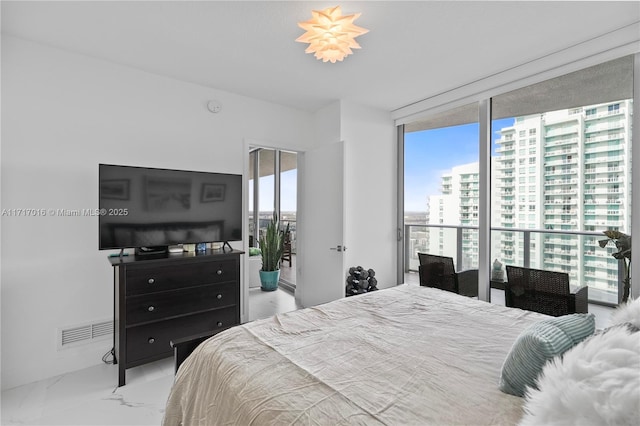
[417,253,478,297]
[505,265,588,316]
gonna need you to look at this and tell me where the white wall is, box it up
[1,36,313,390]
[312,102,342,148]
[340,101,396,289]
[2,36,400,390]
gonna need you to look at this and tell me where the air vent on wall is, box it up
[58,320,113,350]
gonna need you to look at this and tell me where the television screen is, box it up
[99,164,242,250]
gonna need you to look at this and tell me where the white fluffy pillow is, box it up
[609,297,640,330]
[520,299,640,425]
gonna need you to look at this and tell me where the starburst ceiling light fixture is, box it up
[296,5,369,63]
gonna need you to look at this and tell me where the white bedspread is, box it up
[163,284,547,425]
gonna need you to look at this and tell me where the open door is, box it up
[297,141,345,307]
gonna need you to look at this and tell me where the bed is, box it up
[163,284,555,425]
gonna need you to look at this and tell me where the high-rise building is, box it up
[427,163,479,270]
[494,100,632,303]
[427,100,632,303]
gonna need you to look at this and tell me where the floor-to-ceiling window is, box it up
[248,147,298,286]
[490,56,633,305]
[403,103,479,274]
[248,147,277,247]
[401,55,634,306]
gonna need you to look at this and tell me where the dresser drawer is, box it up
[125,260,237,296]
[126,306,238,365]
[126,282,238,326]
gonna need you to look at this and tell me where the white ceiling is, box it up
[2,1,639,113]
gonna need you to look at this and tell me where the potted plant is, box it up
[258,215,289,291]
[598,230,632,303]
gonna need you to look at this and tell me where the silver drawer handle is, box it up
[216,270,223,275]
[216,294,222,300]
[217,321,223,327]
[147,306,155,312]
[148,278,155,284]
[148,337,155,344]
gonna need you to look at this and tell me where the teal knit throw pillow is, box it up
[499,313,595,397]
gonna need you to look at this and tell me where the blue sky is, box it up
[253,169,297,212]
[254,117,515,213]
[404,117,514,211]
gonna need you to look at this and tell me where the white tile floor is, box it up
[248,287,301,322]
[1,357,175,425]
[1,282,614,425]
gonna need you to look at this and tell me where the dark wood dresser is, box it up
[108,249,243,386]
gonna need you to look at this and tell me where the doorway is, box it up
[247,146,299,320]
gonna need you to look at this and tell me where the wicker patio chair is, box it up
[505,265,588,316]
[280,230,292,267]
[417,253,478,297]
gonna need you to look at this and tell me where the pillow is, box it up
[519,324,640,425]
[608,297,640,330]
[499,313,595,397]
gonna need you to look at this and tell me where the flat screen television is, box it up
[99,164,242,251]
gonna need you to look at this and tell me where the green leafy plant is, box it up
[598,230,631,303]
[259,215,289,272]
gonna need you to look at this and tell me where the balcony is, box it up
[584,145,623,155]
[585,187,622,195]
[460,176,479,183]
[584,155,624,164]
[584,108,625,120]
[545,127,579,137]
[544,148,575,157]
[546,208,575,216]
[545,158,578,167]
[585,121,625,133]
[546,137,579,147]
[404,223,624,306]
[585,133,622,143]
[544,236,578,246]
[544,168,577,176]
[545,178,577,186]
[585,177,621,184]
[544,218,576,226]
[545,189,577,196]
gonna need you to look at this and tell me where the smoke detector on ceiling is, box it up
[207,100,222,113]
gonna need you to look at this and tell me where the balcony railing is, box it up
[249,216,297,254]
[404,223,625,306]
[547,137,579,146]
[584,108,626,120]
